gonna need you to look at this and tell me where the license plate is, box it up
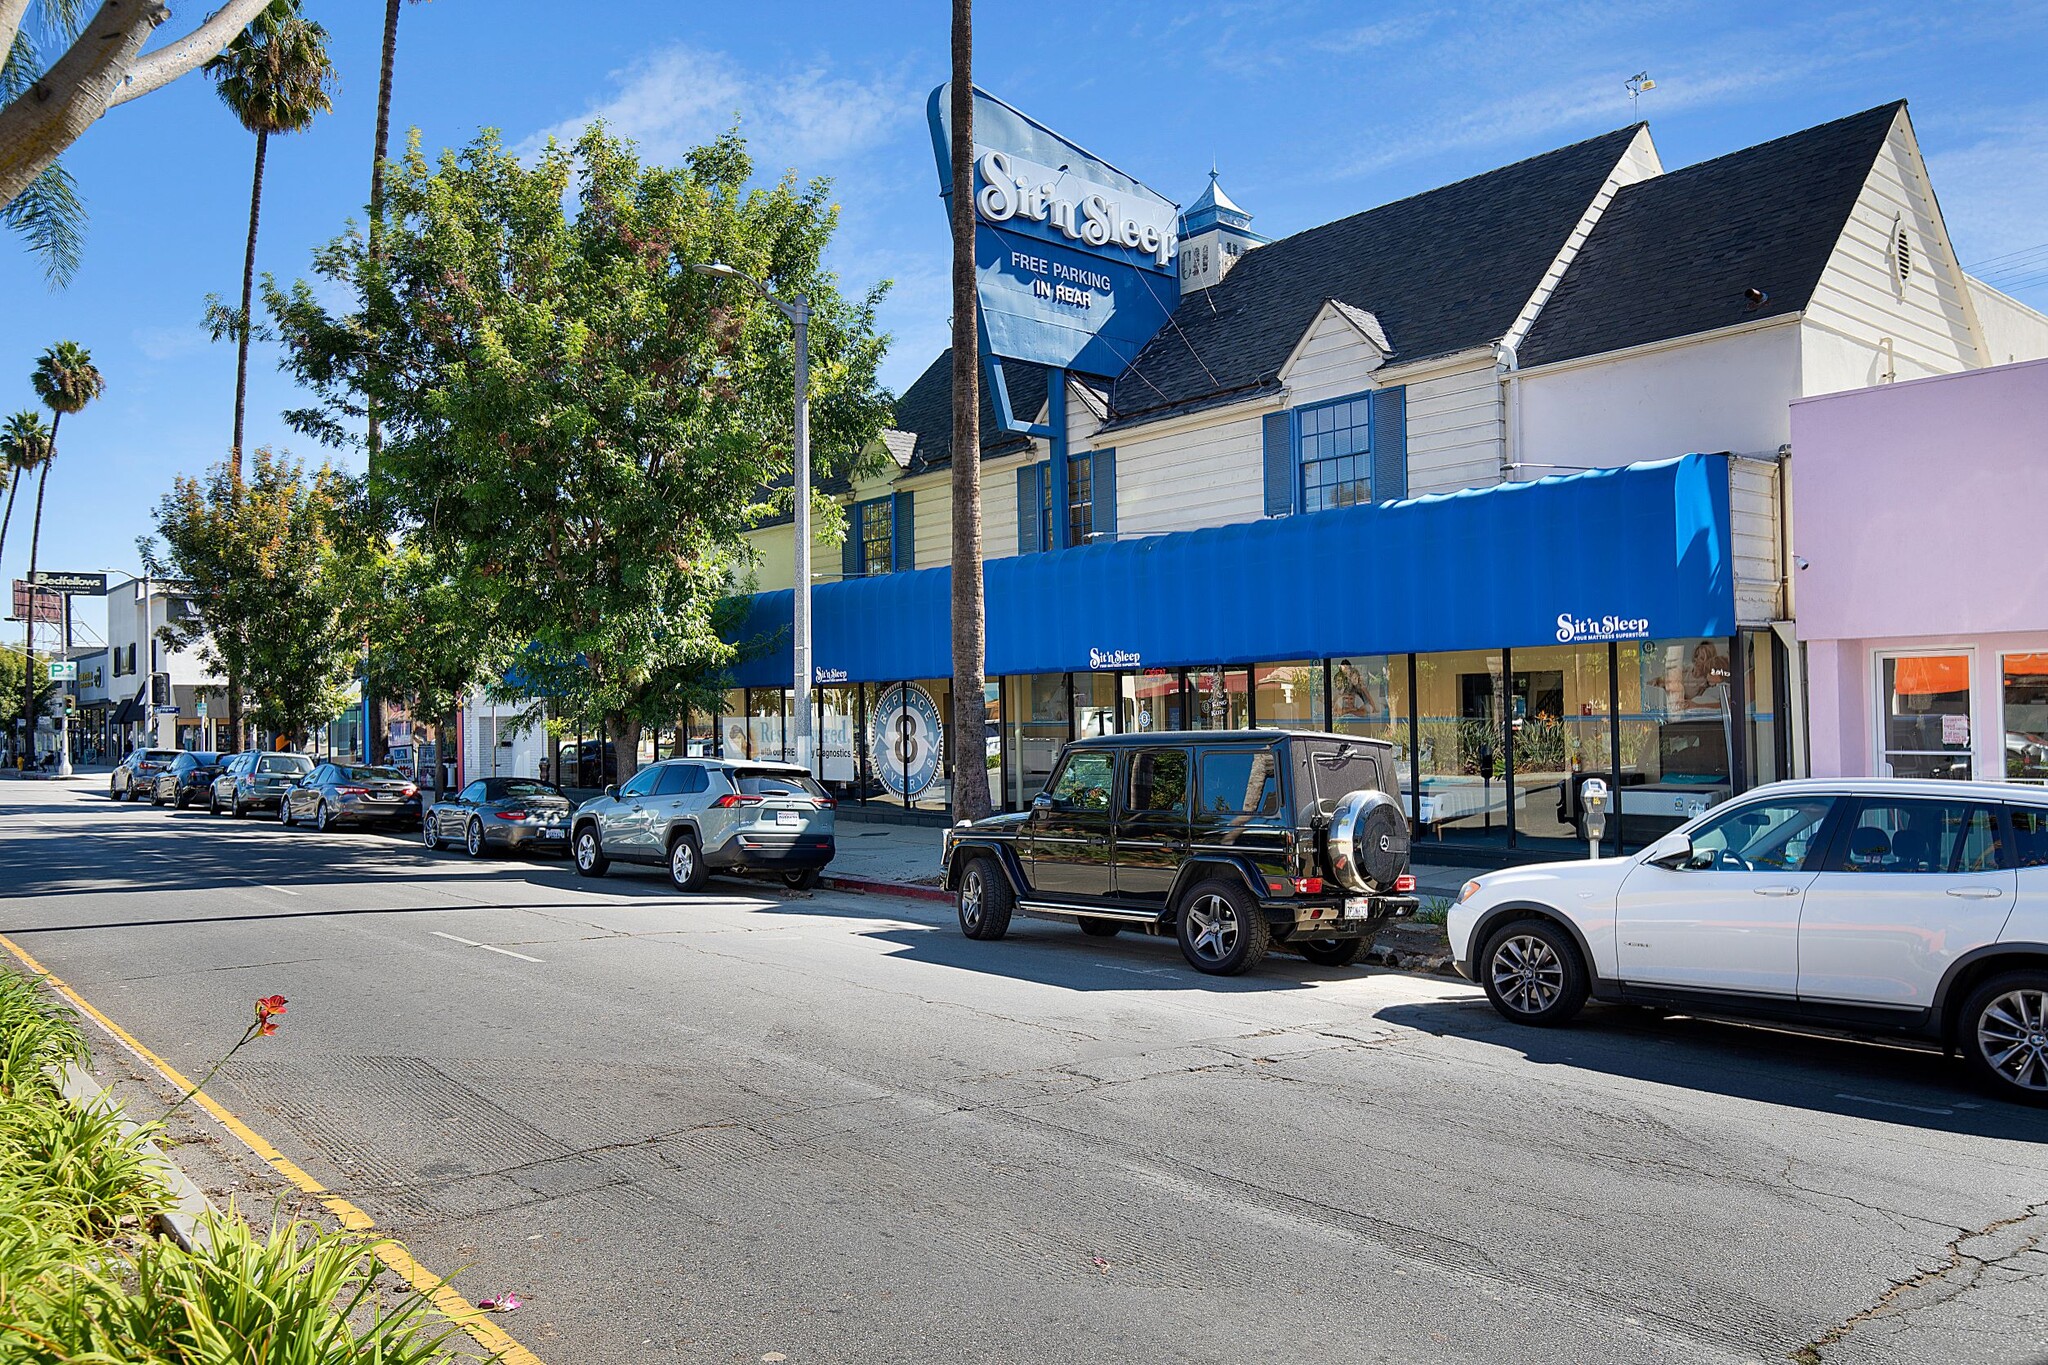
[776,810,800,827]
[1345,896,1371,915]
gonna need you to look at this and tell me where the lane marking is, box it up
[1837,1092,1955,1116]
[0,930,547,1365]
[430,930,543,964]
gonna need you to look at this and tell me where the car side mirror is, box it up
[1032,793,1056,812]
[1643,831,1693,869]
[604,783,619,800]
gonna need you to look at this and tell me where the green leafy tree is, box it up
[0,410,52,570]
[266,125,894,779]
[21,340,100,740]
[140,449,356,749]
[204,0,336,475]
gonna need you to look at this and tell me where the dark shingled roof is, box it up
[892,347,1048,474]
[1520,102,1902,368]
[1103,124,1646,431]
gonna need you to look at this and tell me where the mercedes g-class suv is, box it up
[941,730,1418,976]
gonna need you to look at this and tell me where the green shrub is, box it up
[0,968,87,1101]
[0,1098,168,1240]
[1416,897,1452,926]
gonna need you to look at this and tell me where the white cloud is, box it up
[520,45,917,176]
[131,324,210,363]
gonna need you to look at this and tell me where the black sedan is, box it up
[151,752,224,808]
[425,777,572,857]
[279,762,423,832]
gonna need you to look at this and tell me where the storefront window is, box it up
[1188,666,1249,731]
[1005,674,1069,809]
[2003,654,2048,784]
[1879,653,1973,780]
[1332,656,1412,807]
[1745,631,1783,787]
[1122,669,1182,736]
[1253,661,1322,730]
[1508,643,1614,848]
[909,678,952,811]
[1413,651,1508,842]
[685,707,715,758]
[747,688,785,762]
[818,686,859,788]
[1073,673,1118,739]
[718,688,747,759]
[1617,638,1736,829]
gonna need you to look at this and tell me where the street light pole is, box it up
[690,262,814,775]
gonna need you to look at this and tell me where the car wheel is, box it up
[780,868,821,891]
[1297,937,1367,967]
[668,832,708,892]
[1960,971,2048,1107]
[957,857,1013,941]
[175,791,190,810]
[150,786,164,807]
[1479,918,1589,1026]
[231,794,245,818]
[108,780,119,800]
[465,819,487,859]
[572,826,608,878]
[1175,878,1271,976]
[423,816,444,852]
[315,802,333,834]
[1078,918,1122,938]
[279,798,296,828]
[208,791,220,815]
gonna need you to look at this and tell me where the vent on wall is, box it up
[1892,215,1913,287]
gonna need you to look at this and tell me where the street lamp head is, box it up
[690,262,744,280]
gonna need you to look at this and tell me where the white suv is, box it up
[1448,778,2048,1105]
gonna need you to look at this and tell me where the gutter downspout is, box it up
[1772,441,1808,779]
[1494,340,1522,481]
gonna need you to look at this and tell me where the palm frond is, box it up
[0,157,85,287]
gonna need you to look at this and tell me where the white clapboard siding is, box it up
[1404,360,1503,496]
[1802,109,1981,390]
[1966,277,2048,368]
[1728,457,1784,626]
[1113,408,1267,536]
[1282,308,1386,408]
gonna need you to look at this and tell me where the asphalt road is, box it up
[4,779,2046,1365]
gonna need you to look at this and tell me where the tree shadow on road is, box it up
[847,920,1350,994]
[1381,996,2048,1142]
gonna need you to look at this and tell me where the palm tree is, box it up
[366,0,428,466]
[22,341,101,751]
[206,0,336,476]
[0,411,52,571]
[947,0,993,821]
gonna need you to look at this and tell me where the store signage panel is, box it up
[1554,613,1652,644]
[928,83,1179,377]
[9,581,60,624]
[869,684,945,798]
[31,570,107,596]
[46,661,77,681]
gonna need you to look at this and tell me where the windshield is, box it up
[257,754,313,774]
[342,766,408,782]
[141,750,182,762]
[189,753,221,766]
[490,780,561,800]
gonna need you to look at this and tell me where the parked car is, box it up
[151,751,223,808]
[569,758,836,891]
[942,730,1419,976]
[279,762,422,833]
[425,777,572,857]
[109,748,183,802]
[1449,777,2048,1105]
[209,751,315,816]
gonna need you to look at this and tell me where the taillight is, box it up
[495,810,529,821]
[335,786,368,795]
[401,784,418,797]
[1296,876,1324,895]
[815,796,837,809]
[1394,874,1416,893]
[713,794,763,808]
[1266,876,1325,896]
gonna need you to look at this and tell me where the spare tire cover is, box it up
[1326,789,1410,893]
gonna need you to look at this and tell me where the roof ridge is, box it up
[1620,99,1903,188]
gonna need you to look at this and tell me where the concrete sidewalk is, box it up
[825,812,1472,903]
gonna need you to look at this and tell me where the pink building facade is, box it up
[1792,358,2048,782]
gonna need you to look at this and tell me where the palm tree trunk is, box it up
[232,129,266,476]
[20,412,56,761]
[0,473,19,573]
[947,0,992,822]
[366,0,400,467]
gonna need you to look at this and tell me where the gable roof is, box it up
[891,347,1048,474]
[1519,102,1903,369]
[1103,124,1645,431]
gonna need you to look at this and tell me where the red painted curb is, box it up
[822,874,953,903]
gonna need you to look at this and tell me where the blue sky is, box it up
[5,0,2046,643]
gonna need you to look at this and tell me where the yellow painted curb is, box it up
[0,930,547,1365]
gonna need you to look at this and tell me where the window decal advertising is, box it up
[869,684,945,798]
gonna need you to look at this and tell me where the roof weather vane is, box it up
[1626,71,1656,113]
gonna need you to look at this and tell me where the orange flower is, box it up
[253,995,288,1031]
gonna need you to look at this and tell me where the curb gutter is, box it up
[822,873,953,903]
[58,1064,215,1253]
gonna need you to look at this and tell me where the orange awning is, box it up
[1893,655,1971,696]
[2005,654,2048,678]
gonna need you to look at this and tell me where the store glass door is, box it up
[1879,653,1973,779]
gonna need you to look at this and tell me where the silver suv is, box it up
[569,759,837,892]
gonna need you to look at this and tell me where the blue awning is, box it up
[727,453,1736,687]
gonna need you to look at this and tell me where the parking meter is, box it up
[1581,777,1610,861]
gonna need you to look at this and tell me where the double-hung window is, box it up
[844,493,914,577]
[1298,395,1374,512]
[1261,386,1407,517]
[1018,449,1116,553]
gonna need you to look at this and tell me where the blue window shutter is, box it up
[1262,410,1293,516]
[1371,386,1407,502]
[841,505,860,578]
[1017,464,1042,555]
[1092,449,1116,542]
[892,491,915,572]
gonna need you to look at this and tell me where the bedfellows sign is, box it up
[927,83,1180,378]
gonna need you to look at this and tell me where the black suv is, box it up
[941,730,1417,976]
